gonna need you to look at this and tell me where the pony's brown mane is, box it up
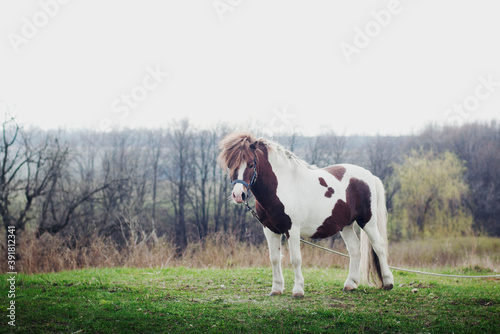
[218,132,314,174]
[218,132,263,172]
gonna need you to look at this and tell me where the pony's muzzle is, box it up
[231,184,247,204]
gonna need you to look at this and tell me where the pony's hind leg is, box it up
[288,228,304,297]
[361,219,394,290]
[264,227,284,295]
[340,223,361,291]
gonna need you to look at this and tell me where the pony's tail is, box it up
[360,176,388,288]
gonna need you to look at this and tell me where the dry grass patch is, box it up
[3,231,499,274]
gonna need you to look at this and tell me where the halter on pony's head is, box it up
[230,149,258,190]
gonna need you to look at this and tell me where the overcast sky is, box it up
[1,1,499,136]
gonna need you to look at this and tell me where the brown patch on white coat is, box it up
[311,177,372,239]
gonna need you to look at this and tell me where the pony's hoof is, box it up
[292,292,304,298]
[269,291,282,296]
[383,284,394,291]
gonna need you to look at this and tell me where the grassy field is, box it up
[1,267,498,333]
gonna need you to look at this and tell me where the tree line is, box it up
[1,117,499,253]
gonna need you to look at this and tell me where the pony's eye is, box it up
[249,164,254,169]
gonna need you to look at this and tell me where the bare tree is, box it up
[306,130,346,166]
[214,166,230,233]
[146,129,166,225]
[366,135,396,181]
[97,130,152,242]
[164,119,193,254]
[189,129,217,239]
[35,132,112,238]
[0,118,68,235]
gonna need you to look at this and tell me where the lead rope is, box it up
[242,203,500,279]
[243,200,261,223]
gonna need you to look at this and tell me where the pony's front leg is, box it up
[288,228,304,298]
[264,227,284,295]
[340,223,361,291]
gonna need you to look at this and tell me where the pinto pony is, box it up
[218,132,394,297]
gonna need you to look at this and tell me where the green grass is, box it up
[1,267,498,333]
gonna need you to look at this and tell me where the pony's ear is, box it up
[249,141,258,150]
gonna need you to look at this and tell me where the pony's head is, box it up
[218,132,263,204]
